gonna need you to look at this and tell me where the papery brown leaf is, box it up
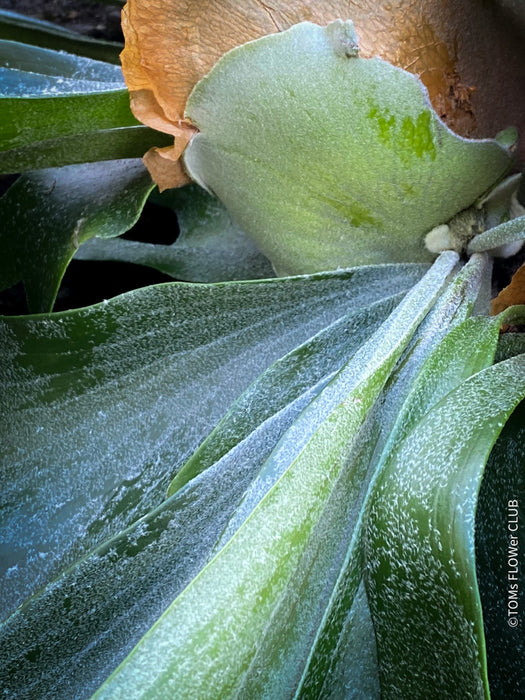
[491,263,525,316]
[121,0,525,189]
[143,146,191,191]
[120,1,353,129]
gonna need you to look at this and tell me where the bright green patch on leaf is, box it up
[367,104,436,162]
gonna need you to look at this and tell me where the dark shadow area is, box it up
[0,261,174,316]
[122,201,180,246]
[0,0,124,42]
[54,259,174,312]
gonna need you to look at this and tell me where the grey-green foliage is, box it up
[89,253,511,699]
[0,9,122,64]
[469,215,525,254]
[497,332,525,361]
[1,255,524,699]
[91,253,525,700]
[76,184,275,282]
[0,291,402,699]
[0,263,422,625]
[0,159,154,312]
[366,355,525,698]
[0,40,170,172]
[0,14,523,700]
[294,254,494,699]
[184,21,512,275]
[0,39,124,94]
[91,253,460,698]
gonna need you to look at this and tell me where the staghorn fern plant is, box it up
[0,3,524,698]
